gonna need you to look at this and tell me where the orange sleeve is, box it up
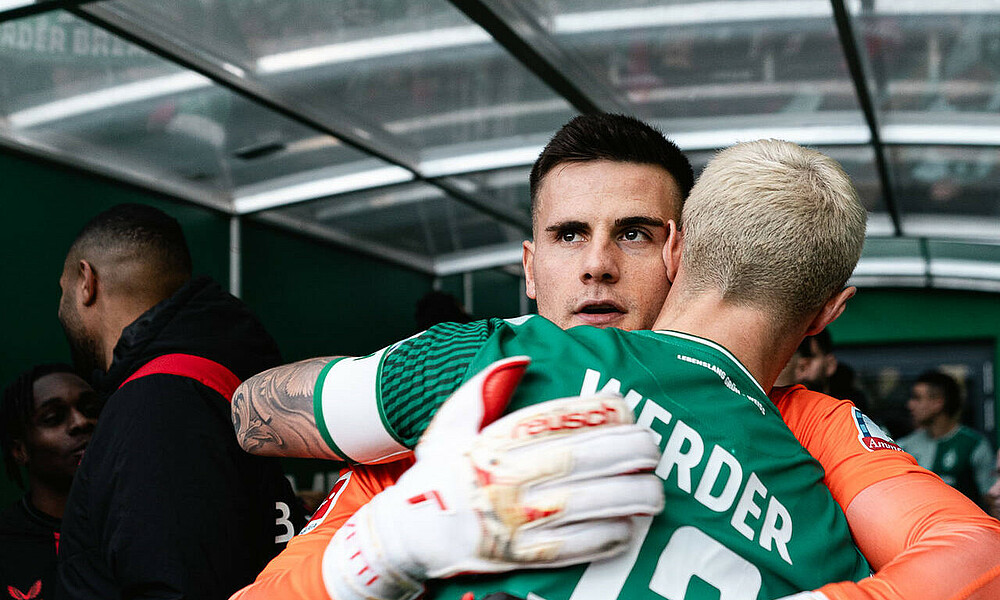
[771,385,926,512]
[229,458,413,600]
[772,386,1000,600]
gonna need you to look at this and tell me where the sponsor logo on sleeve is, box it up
[853,408,902,452]
[299,471,353,536]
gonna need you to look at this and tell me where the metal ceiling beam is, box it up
[829,0,902,236]
[448,0,618,115]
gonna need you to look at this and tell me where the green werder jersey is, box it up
[315,316,870,600]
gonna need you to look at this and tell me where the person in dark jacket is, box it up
[1,364,98,600]
[55,203,303,599]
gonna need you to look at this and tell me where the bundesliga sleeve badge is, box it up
[852,407,903,453]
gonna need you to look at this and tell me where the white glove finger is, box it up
[497,425,661,483]
[418,356,530,459]
[508,518,636,568]
[522,473,664,524]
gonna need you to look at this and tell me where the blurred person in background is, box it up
[0,364,98,600]
[900,370,996,506]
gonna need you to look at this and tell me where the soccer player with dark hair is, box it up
[232,118,1000,600]
[0,364,97,600]
[55,203,303,600]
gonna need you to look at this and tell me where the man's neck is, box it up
[99,297,159,371]
[652,290,804,391]
[927,416,959,440]
[28,481,68,519]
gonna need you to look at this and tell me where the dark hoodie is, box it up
[57,277,303,600]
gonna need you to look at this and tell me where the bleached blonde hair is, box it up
[680,139,866,320]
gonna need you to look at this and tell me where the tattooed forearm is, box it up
[232,357,344,460]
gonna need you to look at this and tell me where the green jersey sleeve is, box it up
[380,319,497,447]
[312,319,498,462]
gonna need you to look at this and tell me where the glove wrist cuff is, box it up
[322,510,425,600]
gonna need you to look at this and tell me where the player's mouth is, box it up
[71,441,89,464]
[574,301,626,326]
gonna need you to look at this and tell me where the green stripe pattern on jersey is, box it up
[377,316,870,600]
[380,319,496,447]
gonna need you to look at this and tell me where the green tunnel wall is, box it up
[3,149,1000,504]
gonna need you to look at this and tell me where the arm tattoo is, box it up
[232,357,343,460]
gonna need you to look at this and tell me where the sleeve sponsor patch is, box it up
[853,407,903,453]
[299,471,353,536]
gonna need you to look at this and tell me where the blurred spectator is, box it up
[55,203,303,599]
[794,329,837,393]
[988,448,1000,520]
[0,364,97,600]
[899,370,996,505]
[795,329,869,411]
[415,290,472,331]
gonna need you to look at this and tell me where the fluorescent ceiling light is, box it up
[848,274,928,288]
[257,26,490,74]
[234,165,413,213]
[669,125,871,150]
[0,1,31,10]
[7,72,212,128]
[874,0,1000,16]
[930,278,1000,293]
[554,1,834,34]
[434,242,524,276]
[420,146,545,178]
[930,259,1000,280]
[882,124,1000,146]
[852,257,926,277]
[866,214,896,237]
[903,215,1000,241]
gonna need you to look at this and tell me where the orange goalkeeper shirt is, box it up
[231,385,1000,600]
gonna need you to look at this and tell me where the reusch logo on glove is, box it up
[510,398,629,439]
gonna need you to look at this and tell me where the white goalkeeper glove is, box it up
[322,356,664,600]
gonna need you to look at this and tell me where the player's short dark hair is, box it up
[69,203,192,280]
[915,370,963,417]
[799,329,834,357]
[1,363,77,488]
[528,114,694,223]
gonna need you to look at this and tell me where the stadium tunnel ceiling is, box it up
[2,0,1000,292]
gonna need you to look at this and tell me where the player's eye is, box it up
[621,228,650,242]
[554,229,584,243]
[39,408,65,427]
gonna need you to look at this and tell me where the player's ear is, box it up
[78,259,98,307]
[522,240,537,300]
[663,220,682,282]
[11,440,27,467]
[806,286,856,335]
[824,354,839,378]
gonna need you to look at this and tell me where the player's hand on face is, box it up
[322,356,665,600]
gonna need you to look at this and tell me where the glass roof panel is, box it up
[486,0,868,140]
[889,146,1000,240]
[0,10,396,208]
[928,240,1000,291]
[275,181,524,258]
[437,166,533,229]
[853,2,1000,140]
[688,145,890,232]
[98,0,575,171]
